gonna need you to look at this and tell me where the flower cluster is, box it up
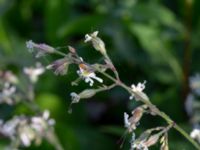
[0,68,63,149]
[0,110,55,148]
[128,126,170,150]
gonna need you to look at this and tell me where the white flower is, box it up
[190,74,200,96]
[43,110,50,120]
[26,40,55,58]
[84,31,98,43]
[0,82,16,105]
[26,40,34,51]
[130,81,147,101]
[0,117,20,137]
[24,63,45,83]
[85,34,92,43]
[77,63,103,86]
[2,82,16,96]
[190,128,200,143]
[131,81,146,93]
[19,125,35,147]
[31,110,55,133]
[132,142,148,150]
[124,112,131,128]
[84,31,106,54]
[70,92,80,103]
[185,94,194,116]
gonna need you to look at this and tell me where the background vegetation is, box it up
[0,0,200,149]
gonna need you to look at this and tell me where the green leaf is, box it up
[129,23,183,82]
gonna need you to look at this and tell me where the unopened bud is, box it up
[26,40,55,58]
[130,107,144,124]
[84,31,106,55]
[46,57,71,75]
[68,46,76,53]
[79,89,96,99]
[144,134,159,147]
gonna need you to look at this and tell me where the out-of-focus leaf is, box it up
[57,15,104,39]
[35,93,63,117]
[0,0,14,16]
[100,125,125,136]
[0,20,12,54]
[56,123,80,150]
[75,126,115,150]
[44,0,70,42]
[129,23,182,82]
[132,2,183,31]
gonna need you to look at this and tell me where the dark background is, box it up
[0,0,200,149]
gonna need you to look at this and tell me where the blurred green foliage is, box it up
[0,0,200,149]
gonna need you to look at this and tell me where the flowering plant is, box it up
[25,31,200,150]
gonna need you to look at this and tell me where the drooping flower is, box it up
[46,57,71,75]
[26,40,55,58]
[70,92,81,104]
[23,63,45,83]
[124,107,144,132]
[77,63,103,86]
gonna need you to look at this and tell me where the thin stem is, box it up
[54,50,68,57]
[97,69,200,150]
[52,47,200,149]
[95,83,117,93]
[104,53,120,81]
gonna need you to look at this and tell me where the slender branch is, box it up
[95,83,117,93]
[52,46,200,149]
[97,68,200,150]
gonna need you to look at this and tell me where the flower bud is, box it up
[46,57,71,75]
[144,134,159,147]
[124,107,144,132]
[68,46,76,53]
[79,89,96,99]
[26,40,55,58]
[84,31,106,55]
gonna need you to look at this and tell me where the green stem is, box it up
[97,69,200,150]
[53,48,200,149]
[95,83,117,93]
